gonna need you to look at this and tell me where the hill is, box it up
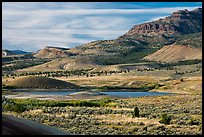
[77,8,202,65]
[8,76,79,89]
[2,50,17,57]
[10,50,31,55]
[12,8,202,69]
[17,56,99,72]
[123,8,202,37]
[143,45,202,63]
[33,46,78,59]
[2,49,31,57]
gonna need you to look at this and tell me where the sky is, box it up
[2,2,202,52]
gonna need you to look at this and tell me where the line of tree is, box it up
[3,69,131,78]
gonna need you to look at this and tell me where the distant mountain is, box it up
[2,49,31,57]
[10,50,31,55]
[33,8,202,65]
[2,50,17,56]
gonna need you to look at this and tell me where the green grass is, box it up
[7,97,116,110]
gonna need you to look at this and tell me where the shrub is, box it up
[159,114,171,124]
[4,103,26,113]
[132,106,139,118]
[188,118,200,125]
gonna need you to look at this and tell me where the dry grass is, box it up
[144,45,202,63]
[56,74,157,88]
[95,114,160,125]
[7,76,78,89]
[17,57,98,72]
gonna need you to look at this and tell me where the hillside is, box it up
[8,76,79,89]
[8,8,202,69]
[33,46,78,59]
[174,32,202,49]
[16,56,99,72]
[77,8,202,65]
[123,8,202,37]
[143,45,202,63]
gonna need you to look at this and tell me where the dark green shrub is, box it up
[132,106,139,118]
[159,114,171,124]
[4,103,26,113]
[188,118,200,125]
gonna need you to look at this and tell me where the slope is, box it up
[143,45,202,63]
[8,76,79,89]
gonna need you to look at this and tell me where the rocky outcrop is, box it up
[124,8,202,36]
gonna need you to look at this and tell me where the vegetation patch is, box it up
[7,97,116,109]
[8,76,79,89]
[159,114,171,125]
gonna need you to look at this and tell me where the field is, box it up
[2,6,202,135]
[2,93,202,135]
[2,59,202,135]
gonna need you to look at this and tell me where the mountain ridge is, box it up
[3,8,202,64]
[123,8,202,37]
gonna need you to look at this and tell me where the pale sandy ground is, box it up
[3,92,114,101]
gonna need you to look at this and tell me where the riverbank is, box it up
[3,90,174,101]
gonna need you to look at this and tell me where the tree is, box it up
[132,106,139,118]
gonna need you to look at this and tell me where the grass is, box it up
[7,76,79,89]
[3,93,202,135]
[7,97,116,109]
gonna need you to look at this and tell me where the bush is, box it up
[132,106,139,118]
[4,103,26,113]
[159,114,171,124]
[188,118,200,125]
[2,85,16,89]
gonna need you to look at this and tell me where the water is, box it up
[27,91,76,96]
[100,91,171,98]
[13,89,172,98]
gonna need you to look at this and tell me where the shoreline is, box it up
[3,90,174,101]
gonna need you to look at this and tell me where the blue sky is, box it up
[2,2,202,52]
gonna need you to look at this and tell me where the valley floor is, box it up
[2,63,202,135]
[2,91,202,135]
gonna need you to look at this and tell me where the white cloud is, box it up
[2,2,201,51]
[3,6,200,17]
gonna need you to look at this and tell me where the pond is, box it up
[11,89,173,98]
